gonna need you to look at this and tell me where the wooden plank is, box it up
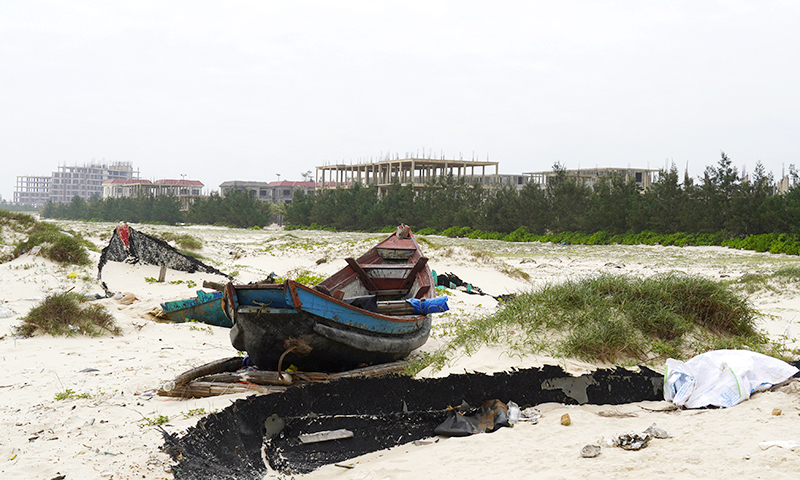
[158,358,410,399]
[345,257,379,292]
[298,429,354,444]
[359,264,413,270]
[158,382,286,398]
[400,257,428,290]
[327,360,409,380]
[197,371,293,386]
[203,280,226,291]
[376,300,415,315]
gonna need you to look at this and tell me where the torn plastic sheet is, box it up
[664,349,800,408]
[97,224,230,286]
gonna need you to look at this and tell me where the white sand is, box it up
[1,222,799,479]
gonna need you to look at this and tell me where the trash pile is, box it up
[433,271,516,301]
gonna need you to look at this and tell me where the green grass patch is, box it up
[11,222,93,265]
[157,232,203,250]
[54,389,91,401]
[732,266,800,294]
[415,273,786,373]
[139,414,169,427]
[14,292,121,337]
[277,268,326,286]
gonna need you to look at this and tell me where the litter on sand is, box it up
[664,349,799,408]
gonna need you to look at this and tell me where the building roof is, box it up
[154,179,204,186]
[102,179,152,185]
[269,181,317,187]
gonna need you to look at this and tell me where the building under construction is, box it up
[316,158,501,197]
[525,167,661,191]
[14,161,139,206]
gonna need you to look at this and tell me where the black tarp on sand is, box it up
[97,224,230,284]
[163,365,665,478]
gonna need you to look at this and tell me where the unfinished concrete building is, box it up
[525,167,660,191]
[13,176,52,206]
[49,161,139,203]
[102,178,204,210]
[316,158,501,197]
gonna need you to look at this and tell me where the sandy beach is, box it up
[2,222,800,479]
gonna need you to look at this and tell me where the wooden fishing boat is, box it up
[159,290,232,328]
[222,225,446,371]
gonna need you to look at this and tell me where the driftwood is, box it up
[198,371,293,386]
[327,360,409,379]
[171,356,243,388]
[158,382,287,398]
[157,358,411,399]
[202,280,226,291]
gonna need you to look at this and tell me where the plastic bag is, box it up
[664,350,799,408]
[406,296,449,314]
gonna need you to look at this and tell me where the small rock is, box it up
[581,444,601,458]
[772,408,782,416]
[644,423,671,439]
[561,413,571,426]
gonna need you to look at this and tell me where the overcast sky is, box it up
[2,1,800,200]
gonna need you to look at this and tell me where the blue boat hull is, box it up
[160,290,232,328]
[225,281,431,371]
[223,226,436,371]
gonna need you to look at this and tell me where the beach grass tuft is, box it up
[157,232,203,250]
[413,273,787,373]
[14,292,121,337]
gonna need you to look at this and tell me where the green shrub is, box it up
[420,273,775,370]
[14,292,121,337]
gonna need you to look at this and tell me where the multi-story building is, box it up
[102,178,204,210]
[13,161,139,205]
[13,176,52,206]
[49,161,139,203]
[525,167,660,191]
[316,157,500,198]
[219,180,317,204]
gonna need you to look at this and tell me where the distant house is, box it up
[102,178,204,210]
[219,180,317,205]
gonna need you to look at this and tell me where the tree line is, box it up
[41,189,276,228]
[41,153,800,241]
[286,153,800,237]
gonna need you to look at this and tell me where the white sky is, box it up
[2,1,800,200]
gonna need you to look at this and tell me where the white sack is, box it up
[664,349,799,408]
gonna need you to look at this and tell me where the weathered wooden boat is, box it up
[222,225,446,371]
[159,290,232,328]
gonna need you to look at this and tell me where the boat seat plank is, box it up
[359,264,414,270]
[414,285,430,299]
[345,257,379,292]
[400,257,428,290]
